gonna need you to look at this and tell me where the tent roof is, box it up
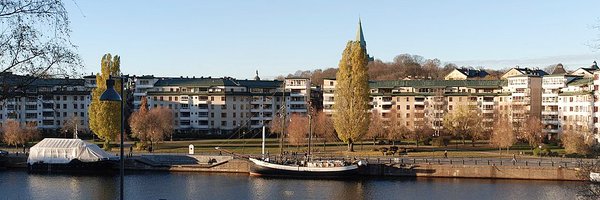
[28,138,116,164]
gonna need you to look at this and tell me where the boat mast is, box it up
[262,126,266,158]
[308,113,312,159]
[279,81,286,155]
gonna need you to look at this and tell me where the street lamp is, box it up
[99,76,124,200]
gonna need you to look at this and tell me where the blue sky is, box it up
[65,1,600,79]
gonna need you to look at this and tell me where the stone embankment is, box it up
[126,155,585,181]
[2,154,586,181]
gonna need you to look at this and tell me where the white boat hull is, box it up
[249,158,359,178]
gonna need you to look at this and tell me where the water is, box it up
[0,170,593,200]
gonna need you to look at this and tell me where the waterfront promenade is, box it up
[5,151,585,181]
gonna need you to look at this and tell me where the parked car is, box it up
[0,150,8,156]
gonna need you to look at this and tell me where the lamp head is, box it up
[100,78,122,101]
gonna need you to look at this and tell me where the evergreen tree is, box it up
[333,41,370,152]
[89,53,122,150]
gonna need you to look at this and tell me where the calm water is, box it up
[0,170,593,200]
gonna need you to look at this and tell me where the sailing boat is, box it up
[248,84,365,177]
[248,126,364,177]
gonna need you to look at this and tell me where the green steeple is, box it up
[356,18,366,47]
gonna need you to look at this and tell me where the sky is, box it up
[64,0,600,80]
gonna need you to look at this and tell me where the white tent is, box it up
[28,138,117,164]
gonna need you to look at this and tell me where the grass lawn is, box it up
[74,138,566,159]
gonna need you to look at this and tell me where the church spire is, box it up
[356,18,366,47]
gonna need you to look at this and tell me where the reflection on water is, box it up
[0,170,594,200]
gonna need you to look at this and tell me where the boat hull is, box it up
[249,158,358,178]
[28,159,117,174]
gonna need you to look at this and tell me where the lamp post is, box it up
[99,76,125,200]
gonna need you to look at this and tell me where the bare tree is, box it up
[313,111,337,151]
[1,120,38,151]
[561,121,595,155]
[519,116,546,150]
[287,114,308,148]
[367,110,385,146]
[386,109,405,146]
[129,107,174,150]
[490,112,516,153]
[0,0,81,101]
[411,120,435,147]
[61,116,81,138]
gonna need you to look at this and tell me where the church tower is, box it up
[356,19,373,61]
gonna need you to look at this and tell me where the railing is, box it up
[256,155,595,169]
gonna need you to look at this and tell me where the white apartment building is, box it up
[0,73,95,133]
[558,78,594,134]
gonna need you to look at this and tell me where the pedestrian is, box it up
[129,145,133,157]
[512,153,517,163]
[444,150,448,158]
[219,150,222,156]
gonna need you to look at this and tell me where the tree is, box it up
[0,0,81,101]
[129,106,174,150]
[287,114,308,149]
[386,109,405,146]
[270,113,284,136]
[89,54,122,150]
[490,112,516,153]
[443,105,482,146]
[1,120,38,150]
[519,116,546,150]
[61,116,81,138]
[561,129,593,155]
[333,41,370,152]
[367,110,385,146]
[560,121,596,155]
[313,111,337,151]
[412,120,435,147]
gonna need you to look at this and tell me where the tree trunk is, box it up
[103,140,111,151]
[471,138,476,147]
[416,139,419,147]
[323,141,326,152]
[347,139,354,152]
[461,136,465,145]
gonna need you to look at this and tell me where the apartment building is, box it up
[324,79,507,135]
[0,73,94,132]
[140,76,312,134]
[558,78,594,134]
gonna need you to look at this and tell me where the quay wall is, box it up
[360,163,584,181]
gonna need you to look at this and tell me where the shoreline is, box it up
[2,155,589,181]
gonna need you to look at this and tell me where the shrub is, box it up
[432,137,450,147]
[533,146,552,157]
[380,147,389,156]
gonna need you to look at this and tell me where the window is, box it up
[221,113,227,118]
[63,104,67,109]
[406,113,410,118]
[449,97,453,102]
[233,113,236,118]
[406,105,410,110]
[449,105,453,110]
[221,121,227,126]
[74,104,78,109]
[63,96,67,101]
[80,112,84,117]
[221,97,226,101]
